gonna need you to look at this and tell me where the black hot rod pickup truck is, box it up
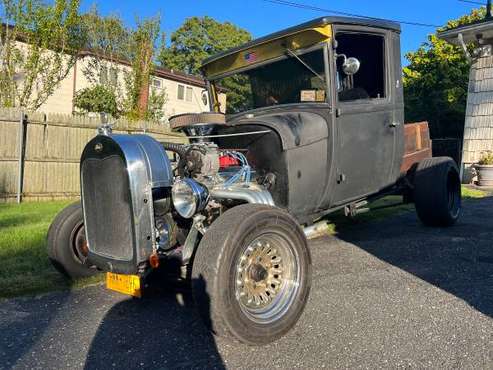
[47,16,461,345]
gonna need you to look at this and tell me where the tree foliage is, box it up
[146,87,167,121]
[0,0,85,110]
[158,16,251,113]
[80,11,166,121]
[73,84,119,116]
[159,16,251,74]
[79,6,128,91]
[404,8,485,139]
[124,16,164,120]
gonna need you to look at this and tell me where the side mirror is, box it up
[342,57,361,76]
[336,54,361,76]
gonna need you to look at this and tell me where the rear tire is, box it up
[191,204,311,345]
[413,157,461,227]
[47,203,98,279]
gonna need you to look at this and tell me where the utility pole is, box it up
[488,0,492,19]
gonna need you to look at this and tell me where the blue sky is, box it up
[80,0,484,65]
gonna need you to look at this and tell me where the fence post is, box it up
[16,111,26,203]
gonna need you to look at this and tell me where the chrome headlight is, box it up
[171,178,209,218]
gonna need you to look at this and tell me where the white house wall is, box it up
[13,39,226,118]
[158,77,209,118]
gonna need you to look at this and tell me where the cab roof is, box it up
[201,16,401,68]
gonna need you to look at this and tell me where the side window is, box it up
[186,86,193,102]
[152,78,162,89]
[109,67,118,85]
[100,66,118,86]
[99,66,108,85]
[335,32,386,102]
[177,84,185,100]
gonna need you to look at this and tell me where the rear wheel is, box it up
[47,203,98,279]
[413,157,461,227]
[191,204,311,345]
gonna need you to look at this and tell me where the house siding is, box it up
[29,45,227,119]
[463,54,493,180]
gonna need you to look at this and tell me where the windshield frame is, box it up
[208,41,332,114]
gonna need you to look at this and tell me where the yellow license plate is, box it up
[106,272,141,298]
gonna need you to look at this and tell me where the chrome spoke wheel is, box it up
[235,233,300,324]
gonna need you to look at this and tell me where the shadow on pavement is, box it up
[84,275,225,370]
[0,292,70,369]
[334,196,493,319]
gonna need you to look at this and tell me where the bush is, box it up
[478,151,493,165]
[74,85,119,117]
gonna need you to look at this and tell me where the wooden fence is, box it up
[0,108,186,202]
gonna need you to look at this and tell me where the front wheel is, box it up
[191,204,312,345]
[47,203,98,279]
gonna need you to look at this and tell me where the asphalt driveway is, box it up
[1,197,493,369]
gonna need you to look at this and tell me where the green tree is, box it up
[79,6,129,94]
[124,16,165,120]
[404,8,485,139]
[79,10,166,121]
[146,87,167,121]
[158,16,251,113]
[0,0,85,109]
[73,84,119,116]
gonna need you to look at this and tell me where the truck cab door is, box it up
[331,28,400,205]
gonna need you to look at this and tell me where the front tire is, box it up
[47,203,98,279]
[191,204,311,345]
[413,157,461,227]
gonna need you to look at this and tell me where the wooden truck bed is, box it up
[401,122,432,173]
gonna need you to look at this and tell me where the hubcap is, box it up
[235,233,300,324]
[72,224,88,261]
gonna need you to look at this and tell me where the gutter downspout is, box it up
[458,33,472,62]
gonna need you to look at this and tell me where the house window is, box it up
[152,78,162,89]
[335,32,386,102]
[186,86,193,102]
[177,84,185,100]
[100,66,118,86]
[100,66,108,84]
[110,68,118,85]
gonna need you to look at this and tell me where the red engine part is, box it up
[219,155,240,167]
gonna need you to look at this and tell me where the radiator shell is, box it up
[80,134,173,274]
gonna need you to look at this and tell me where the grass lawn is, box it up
[0,185,489,299]
[0,200,102,299]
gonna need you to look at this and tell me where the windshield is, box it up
[213,48,327,114]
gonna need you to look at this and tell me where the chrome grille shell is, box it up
[80,134,173,274]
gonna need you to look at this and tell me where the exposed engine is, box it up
[153,113,274,263]
[165,112,270,198]
[79,112,275,274]
[163,141,251,186]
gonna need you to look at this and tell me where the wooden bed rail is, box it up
[401,121,432,173]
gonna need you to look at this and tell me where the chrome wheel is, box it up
[235,233,300,324]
